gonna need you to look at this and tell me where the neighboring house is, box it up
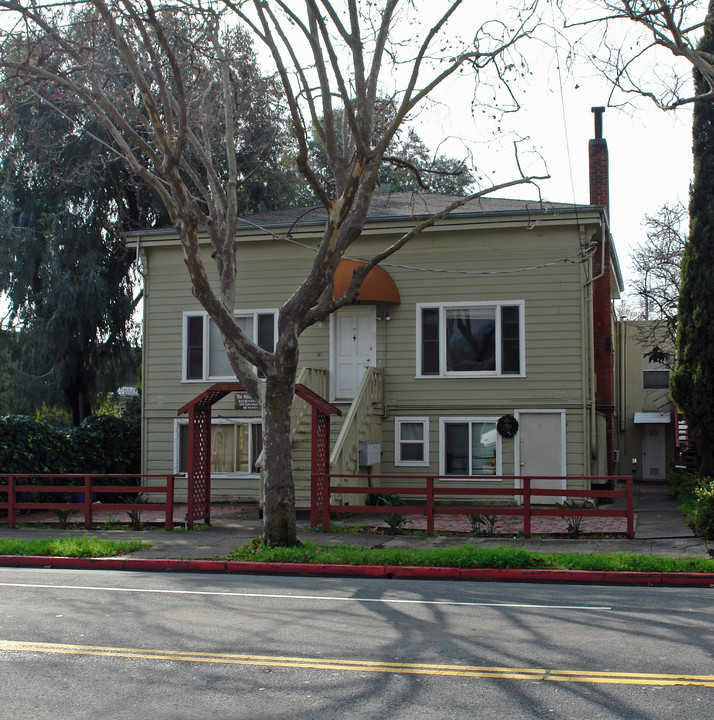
[615,320,676,481]
[131,111,633,507]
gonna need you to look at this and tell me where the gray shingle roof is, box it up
[235,192,597,230]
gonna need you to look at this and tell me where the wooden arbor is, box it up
[178,383,340,527]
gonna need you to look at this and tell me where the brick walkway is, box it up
[4,503,255,527]
[372,512,636,536]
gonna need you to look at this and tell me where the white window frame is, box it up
[439,416,502,480]
[174,417,263,477]
[394,417,430,467]
[416,301,525,378]
[182,309,277,382]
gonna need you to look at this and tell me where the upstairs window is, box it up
[183,310,276,381]
[417,302,524,377]
[642,352,671,390]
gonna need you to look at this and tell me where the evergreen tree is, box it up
[671,2,714,474]
[0,14,302,425]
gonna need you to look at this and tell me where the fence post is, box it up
[523,477,531,538]
[84,475,93,528]
[8,475,16,528]
[626,476,635,539]
[426,477,434,534]
[322,474,330,532]
[166,475,175,531]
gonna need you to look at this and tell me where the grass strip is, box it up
[0,535,151,558]
[228,540,714,573]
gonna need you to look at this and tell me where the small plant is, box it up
[468,514,499,536]
[126,509,142,531]
[241,536,272,554]
[555,499,588,538]
[371,493,402,507]
[384,512,412,534]
[101,514,122,530]
[53,508,73,529]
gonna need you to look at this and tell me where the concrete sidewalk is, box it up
[1,481,710,560]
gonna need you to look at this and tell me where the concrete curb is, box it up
[1,555,713,587]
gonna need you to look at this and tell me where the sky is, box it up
[398,2,696,293]
[418,76,694,292]
[0,0,696,296]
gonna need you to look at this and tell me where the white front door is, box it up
[331,307,376,401]
[642,423,667,480]
[515,410,566,504]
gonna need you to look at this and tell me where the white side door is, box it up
[515,410,566,504]
[642,423,667,480]
[331,307,376,401]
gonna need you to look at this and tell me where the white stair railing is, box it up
[330,367,383,478]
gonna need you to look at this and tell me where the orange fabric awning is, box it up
[332,259,400,303]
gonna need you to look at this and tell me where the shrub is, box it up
[670,469,714,540]
[692,478,714,540]
[0,413,140,484]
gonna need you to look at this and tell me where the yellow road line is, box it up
[2,640,713,688]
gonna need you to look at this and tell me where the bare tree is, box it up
[623,202,685,366]
[0,0,545,545]
[562,0,712,109]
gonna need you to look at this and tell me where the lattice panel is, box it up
[188,407,211,525]
[310,409,330,527]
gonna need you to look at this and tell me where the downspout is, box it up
[137,237,149,476]
[619,320,627,433]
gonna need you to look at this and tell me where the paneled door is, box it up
[515,410,566,504]
[331,307,376,401]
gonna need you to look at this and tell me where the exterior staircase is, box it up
[258,367,384,509]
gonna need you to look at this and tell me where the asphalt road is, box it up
[1,567,712,719]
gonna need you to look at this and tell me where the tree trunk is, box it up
[262,372,299,546]
[66,385,92,427]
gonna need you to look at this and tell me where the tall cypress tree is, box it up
[671,1,714,474]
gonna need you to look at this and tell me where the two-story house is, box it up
[130,111,625,508]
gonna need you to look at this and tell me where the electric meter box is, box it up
[359,441,381,467]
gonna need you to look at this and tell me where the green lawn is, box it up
[0,536,151,557]
[228,539,714,573]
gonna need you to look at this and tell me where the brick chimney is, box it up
[589,106,615,476]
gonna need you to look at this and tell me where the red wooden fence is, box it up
[311,474,634,538]
[0,474,176,530]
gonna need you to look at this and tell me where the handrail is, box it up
[0,474,176,530]
[330,367,383,470]
[256,367,329,469]
[311,473,635,538]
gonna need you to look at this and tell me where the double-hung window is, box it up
[394,417,429,467]
[175,419,263,476]
[440,417,501,478]
[417,301,524,377]
[183,310,276,381]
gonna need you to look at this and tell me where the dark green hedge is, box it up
[0,414,140,479]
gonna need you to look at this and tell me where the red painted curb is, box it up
[1,555,713,587]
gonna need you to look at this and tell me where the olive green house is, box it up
[131,182,625,508]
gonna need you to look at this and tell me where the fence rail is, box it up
[0,474,176,530]
[311,474,634,538]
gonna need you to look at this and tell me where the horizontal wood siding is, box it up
[141,218,595,502]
